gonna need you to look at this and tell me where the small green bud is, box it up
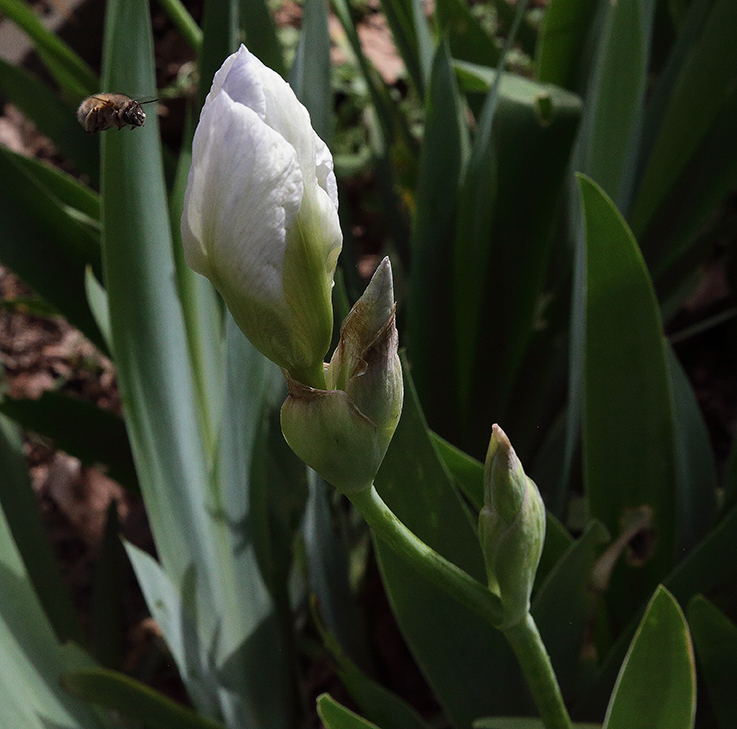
[280,258,403,494]
[478,424,546,629]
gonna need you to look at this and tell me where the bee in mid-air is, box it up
[77,93,156,134]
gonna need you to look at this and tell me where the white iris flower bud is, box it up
[181,45,342,387]
[281,258,404,494]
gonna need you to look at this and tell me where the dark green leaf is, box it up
[317,694,382,729]
[198,0,239,105]
[240,0,285,76]
[0,392,139,495]
[374,366,531,725]
[431,431,483,509]
[664,343,718,556]
[378,0,424,96]
[8,153,100,221]
[579,174,675,615]
[0,494,102,728]
[0,414,82,645]
[314,608,430,729]
[532,521,610,702]
[688,595,737,729]
[0,59,98,179]
[602,586,695,729]
[305,473,370,666]
[573,0,656,210]
[630,0,737,238]
[576,502,737,719]
[435,0,500,68]
[407,42,469,439]
[639,82,737,292]
[289,0,333,143]
[452,63,581,457]
[535,0,599,89]
[0,147,105,350]
[474,720,599,729]
[91,502,126,669]
[62,667,226,729]
[0,0,97,95]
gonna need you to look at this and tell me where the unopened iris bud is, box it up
[181,44,342,387]
[478,424,546,629]
[280,258,403,494]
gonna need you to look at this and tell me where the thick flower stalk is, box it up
[281,258,403,494]
[181,45,342,388]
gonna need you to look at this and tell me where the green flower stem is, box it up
[349,484,503,627]
[503,614,573,729]
[350,484,573,729]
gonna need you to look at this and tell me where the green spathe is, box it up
[478,424,546,629]
[281,258,403,493]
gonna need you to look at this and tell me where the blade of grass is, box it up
[0,147,105,350]
[573,0,656,212]
[90,503,126,669]
[406,41,469,440]
[0,0,97,95]
[198,0,239,105]
[289,0,333,144]
[534,0,599,89]
[664,343,718,556]
[379,0,424,96]
[0,492,106,729]
[435,0,500,67]
[240,0,285,77]
[0,59,98,179]
[0,413,82,645]
[62,668,226,729]
[0,393,139,495]
[314,606,431,729]
[8,154,100,221]
[156,0,203,52]
[630,0,737,239]
[688,595,737,729]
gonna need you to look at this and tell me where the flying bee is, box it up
[76,93,157,134]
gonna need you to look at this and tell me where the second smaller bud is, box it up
[478,424,546,629]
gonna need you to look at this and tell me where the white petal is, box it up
[182,89,303,313]
[214,45,267,121]
[314,133,339,211]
